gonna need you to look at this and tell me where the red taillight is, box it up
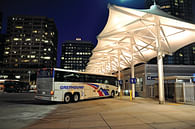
[50,91,54,95]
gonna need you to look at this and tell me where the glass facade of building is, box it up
[61,40,94,71]
[145,0,195,65]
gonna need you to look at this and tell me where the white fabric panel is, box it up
[86,4,195,74]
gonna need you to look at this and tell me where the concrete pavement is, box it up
[0,93,57,129]
[23,96,195,129]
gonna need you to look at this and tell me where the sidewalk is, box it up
[24,96,195,129]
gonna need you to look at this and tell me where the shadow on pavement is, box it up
[4,99,59,105]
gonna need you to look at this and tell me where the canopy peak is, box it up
[154,0,156,5]
[150,0,161,10]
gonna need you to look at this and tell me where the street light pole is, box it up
[28,71,31,85]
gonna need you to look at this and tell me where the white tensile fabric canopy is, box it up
[86,4,195,104]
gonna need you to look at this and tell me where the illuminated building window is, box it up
[44,40,48,43]
[61,57,64,60]
[25,38,31,41]
[5,47,10,50]
[20,34,25,37]
[35,38,40,41]
[15,26,23,29]
[32,59,38,63]
[179,53,183,57]
[31,55,36,58]
[51,32,55,36]
[21,60,30,63]
[44,57,51,60]
[32,30,38,33]
[5,51,9,54]
[13,38,19,41]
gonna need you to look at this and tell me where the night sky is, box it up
[0,0,148,66]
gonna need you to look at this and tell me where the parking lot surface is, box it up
[0,93,57,129]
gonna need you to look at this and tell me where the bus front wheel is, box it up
[73,93,80,102]
[64,93,72,104]
[111,91,115,98]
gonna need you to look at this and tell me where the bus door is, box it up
[101,83,110,97]
[84,83,93,98]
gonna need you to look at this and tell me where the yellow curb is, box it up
[167,103,184,106]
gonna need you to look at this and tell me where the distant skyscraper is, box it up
[61,39,94,71]
[3,15,58,81]
[145,0,195,65]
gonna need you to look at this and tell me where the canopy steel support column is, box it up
[118,48,121,94]
[155,16,165,104]
[131,59,135,99]
[130,34,135,99]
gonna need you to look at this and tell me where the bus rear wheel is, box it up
[73,93,80,102]
[64,93,72,104]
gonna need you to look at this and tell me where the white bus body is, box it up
[35,68,118,103]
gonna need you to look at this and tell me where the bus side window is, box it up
[104,80,109,84]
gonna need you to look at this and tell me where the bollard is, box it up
[120,91,122,100]
[130,90,132,101]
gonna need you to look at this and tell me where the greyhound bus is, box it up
[35,68,118,103]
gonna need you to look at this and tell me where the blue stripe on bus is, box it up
[60,86,84,89]
[88,83,99,88]
[101,89,109,96]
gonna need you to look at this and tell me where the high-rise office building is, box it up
[145,0,195,65]
[61,39,94,71]
[3,15,58,81]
